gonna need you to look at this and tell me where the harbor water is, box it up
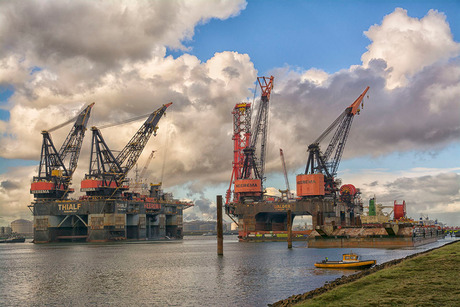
[0,236,456,306]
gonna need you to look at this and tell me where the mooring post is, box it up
[287,209,292,249]
[217,195,223,255]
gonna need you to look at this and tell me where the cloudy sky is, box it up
[0,0,459,226]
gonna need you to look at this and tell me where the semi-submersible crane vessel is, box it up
[225,83,442,247]
[225,79,369,243]
[30,102,192,243]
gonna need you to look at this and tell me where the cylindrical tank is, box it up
[11,219,33,235]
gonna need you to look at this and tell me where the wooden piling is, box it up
[217,195,223,255]
[287,209,292,249]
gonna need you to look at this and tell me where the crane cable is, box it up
[97,113,150,130]
[47,103,94,132]
[160,118,172,186]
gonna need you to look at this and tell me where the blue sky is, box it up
[171,0,460,74]
[0,0,459,226]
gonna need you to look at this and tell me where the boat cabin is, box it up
[342,253,359,262]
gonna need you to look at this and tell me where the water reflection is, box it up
[0,236,457,306]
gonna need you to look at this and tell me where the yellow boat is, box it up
[315,253,376,269]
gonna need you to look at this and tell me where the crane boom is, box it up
[297,87,369,198]
[139,150,156,181]
[116,103,171,173]
[59,102,95,175]
[233,76,274,203]
[241,76,274,181]
[133,150,156,192]
[31,103,95,199]
[81,103,172,197]
[279,148,292,199]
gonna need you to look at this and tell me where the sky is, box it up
[0,0,459,226]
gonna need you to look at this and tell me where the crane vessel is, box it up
[30,102,193,243]
[225,84,442,247]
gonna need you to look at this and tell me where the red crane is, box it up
[297,87,369,199]
[226,76,274,204]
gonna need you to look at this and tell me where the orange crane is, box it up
[297,87,369,199]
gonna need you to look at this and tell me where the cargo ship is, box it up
[306,198,443,248]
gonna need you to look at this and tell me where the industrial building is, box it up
[0,226,12,237]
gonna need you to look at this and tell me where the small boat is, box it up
[315,252,376,269]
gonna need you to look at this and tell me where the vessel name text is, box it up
[235,183,259,188]
[58,203,81,212]
[297,180,316,184]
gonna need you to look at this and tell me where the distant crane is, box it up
[279,148,292,200]
[297,87,369,199]
[81,103,172,198]
[31,103,95,199]
[226,76,274,204]
[133,150,156,193]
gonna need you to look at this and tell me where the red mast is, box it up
[225,102,252,205]
[225,76,274,205]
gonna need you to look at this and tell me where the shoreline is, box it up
[270,239,460,306]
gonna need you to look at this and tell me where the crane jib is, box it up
[299,87,370,198]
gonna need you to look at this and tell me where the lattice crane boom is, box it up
[81,103,171,197]
[139,150,156,181]
[230,76,274,203]
[31,103,95,199]
[116,103,171,173]
[241,76,274,182]
[279,148,292,199]
[297,87,369,198]
[59,102,95,175]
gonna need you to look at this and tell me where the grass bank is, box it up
[272,240,460,307]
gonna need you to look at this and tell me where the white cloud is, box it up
[0,4,459,226]
[300,68,329,86]
[362,8,460,89]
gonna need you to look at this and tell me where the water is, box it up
[0,236,456,306]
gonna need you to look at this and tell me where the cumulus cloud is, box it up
[0,0,246,73]
[0,167,35,223]
[0,4,459,225]
[265,8,460,173]
[0,0,249,224]
[362,8,460,88]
